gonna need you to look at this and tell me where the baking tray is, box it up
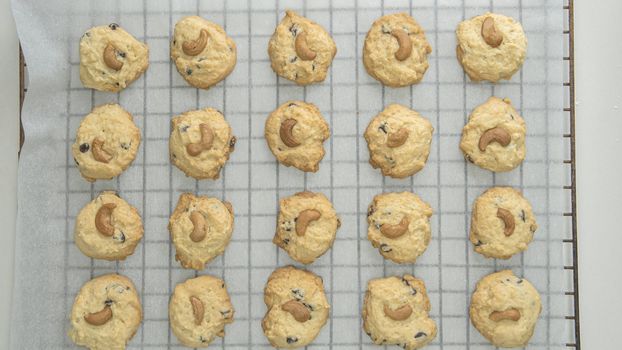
[14,0,579,348]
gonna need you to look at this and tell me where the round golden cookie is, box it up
[262,266,329,349]
[264,101,330,172]
[364,104,434,178]
[456,12,527,82]
[363,13,432,87]
[470,187,538,260]
[74,191,143,261]
[168,193,234,270]
[169,108,236,180]
[69,274,142,350]
[460,97,526,172]
[268,10,337,85]
[273,191,341,264]
[72,104,141,182]
[171,16,237,89]
[470,270,541,348]
[169,275,234,348]
[363,275,437,350]
[367,192,433,264]
[80,23,149,92]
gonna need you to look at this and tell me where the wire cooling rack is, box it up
[16,0,579,348]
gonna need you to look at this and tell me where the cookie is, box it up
[169,275,234,347]
[363,275,437,350]
[74,191,143,261]
[168,193,234,270]
[171,16,237,89]
[80,23,149,92]
[268,10,337,85]
[470,187,538,259]
[364,104,434,178]
[456,12,527,82]
[68,274,142,350]
[363,13,432,87]
[470,270,541,347]
[169,108,236,180]
[72,104,141,182]
[264,101,330,172]
[367,192,433,264]
[273,191,340,264]
[460,97,526,172]
[262,266,329,348]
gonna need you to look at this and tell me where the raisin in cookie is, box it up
[262,266,329,348]
[69,274,142,350]
[168,193,234,270]
[456,12,527,82]
[170,108,236,180]
[460,97,526,172]
[367,192,433,264]
[363,13,432,87]
[268,10,337,85]
[171,16,237,89]
[72,104,141,182]
[470,187,538,259]
[169,275,234,347]
[273,191,340,264]
[264,101,330,172]
[80,23,149,92]
[470,270,541,348]
[364,104,434,178]
[363,275,437,350]
[74,191,143,261]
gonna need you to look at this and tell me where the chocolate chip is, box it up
[104,299,113,306]
[118,51,126,58]
[289,24,298,36]
[229,136,237,149]
[120,142,130,150]
[517,279,523,284]
[222,282,225,288]
[378,123,388,134]
[186,68,193,75]
[414,332,427,339]
[198,57,207,62]
[367,205,375,217]
[172,40,176,45]
[220,310,231,317]
[474,240,483,247]
[109,23,119,30]
[302,302,314,311]
[113,231,126,243]
[73,158,80,166]
[290,56,298,63]
[381,25,391,34]
[291,288,304,300]
[520,209,526,222]
[286,336,298,344]
[79,143,90,153]
[180,125,190,132]
[465,154,474,163]
[312,63,316,71]
[288,103,297,107]
[199,335,207,343]
[380,243,392,252]
[282,238,290,245]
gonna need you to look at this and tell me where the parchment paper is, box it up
[11,0,571,349]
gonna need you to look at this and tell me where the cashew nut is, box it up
[92,137,113,163]
[84,305,113,326]
[496,208,515,236]
[478,127,511,151]
[295,209,321,236]
[383,304,413,321]
[294,31,316,61]
[380,217,410,239]
[296,191,316,198]
[391,29,412,61]
[189,296,204,325]
[386,127,409,148]
[281,300,311,323]
[186,123,214,156]
[103,44,124,71]
[182,29,209,56]
[481,17,503,48]
[279,118,301,148]
[223,201,234,214]
[189,211,207,242]
[95,203,117,237]
[489,308,521,322]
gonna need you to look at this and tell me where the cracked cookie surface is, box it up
[470,270,541,348]
[365,104,434,178]
[72,104,141,182]
[74,191,143,261]
[169,275,234,348]
[171,16,237,89]
[80,23,149,92]
[273,191,340,264]
[268,10,336,85]
[363,13,432,87]
[363,275,437,350]
[69,274,142,350]
[470,187,538,259]
[262,266,329,349]
[168,193,234,270]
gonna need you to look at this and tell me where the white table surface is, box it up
[1,0,621,349]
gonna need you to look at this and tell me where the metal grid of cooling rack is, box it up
[16,0,579,348]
